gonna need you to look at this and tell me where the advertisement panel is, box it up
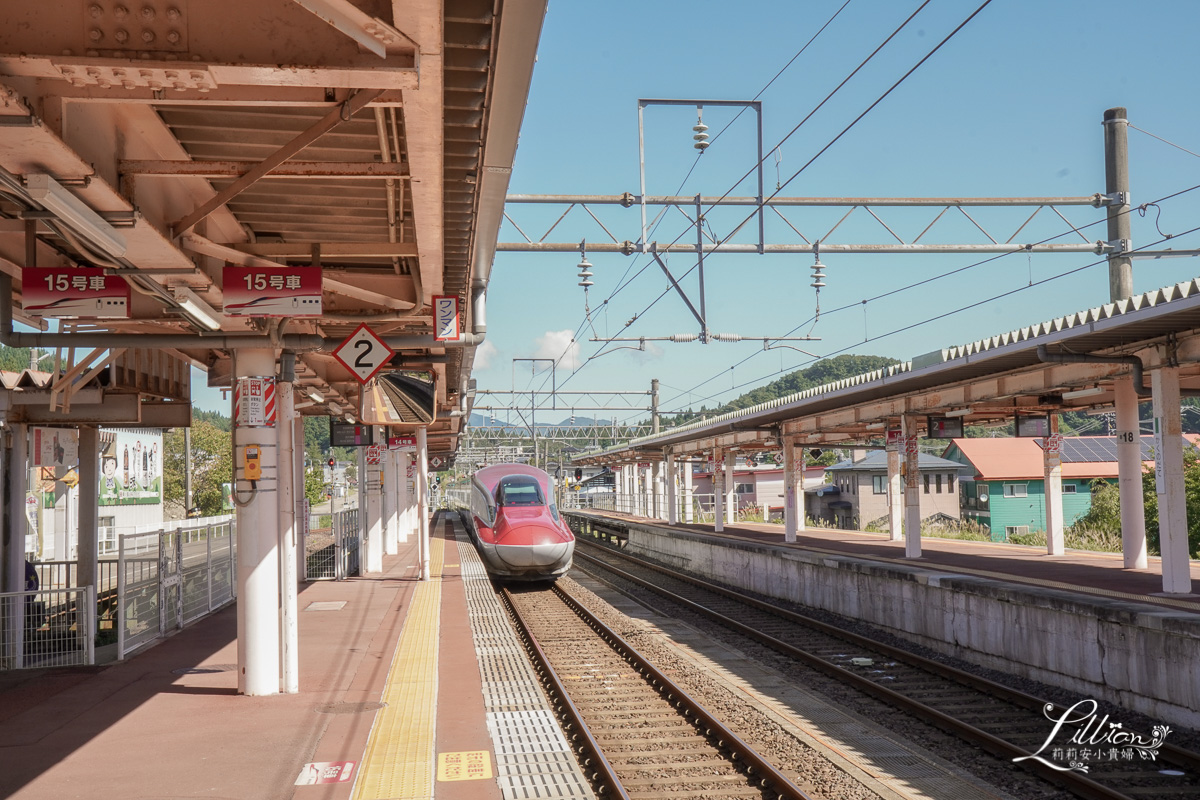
[32,427,79,467]
[99,430,163,506]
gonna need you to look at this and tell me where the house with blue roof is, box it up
[818,449,972,530]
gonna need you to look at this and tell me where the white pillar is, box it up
[666,452,678,525]
[682,459,694,523]
[784,438,799,543]
[1043,419,1065,556]
[76,426,100,592]
[417,427,430,581]
[887,438,902,542]
[902,414,922,558]
[364,429,384,574]
[5,423,25,667]
[382,445,398,556]
[654,460,666,520]
[234,349,281,696]
[713,449,725,532]
[293,415,305,582]
[401,451,414,543]
[724,451,736,524]
[1152,365,1191,594]
[1115,376,1148,568]
[276,381,298,694]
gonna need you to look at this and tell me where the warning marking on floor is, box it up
[295,761,355,785]
[437,750,493,781]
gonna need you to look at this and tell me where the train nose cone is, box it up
[495,528,570,569]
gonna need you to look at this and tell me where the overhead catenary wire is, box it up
[527,0,899,391]
[548,0,947,392]
[654,223,1200,417]
[658,184,1200,412]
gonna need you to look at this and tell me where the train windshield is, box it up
[496,475,546,507]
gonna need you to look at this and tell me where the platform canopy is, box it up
[0,0,547,451]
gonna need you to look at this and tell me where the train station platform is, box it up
[564,508,1200,729]
[0,512,590,800]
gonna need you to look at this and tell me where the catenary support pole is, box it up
[1103,107,1133,303]
[234,348,281,696]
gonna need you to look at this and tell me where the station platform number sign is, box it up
[333,323,395,384]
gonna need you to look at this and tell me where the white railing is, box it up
[116,518,237,661]
[1,586,95,670]
[306,507,361,581]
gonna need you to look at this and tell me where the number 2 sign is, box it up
[332,323,395,384]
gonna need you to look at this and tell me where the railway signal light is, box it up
[327,457,335,468]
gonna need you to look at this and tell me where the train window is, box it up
[497,475,545,506]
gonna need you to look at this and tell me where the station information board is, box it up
[330,420,374,447]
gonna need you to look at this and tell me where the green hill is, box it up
[674,354,901,425]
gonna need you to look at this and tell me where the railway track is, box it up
[573,539,1200,800]
[500,582,813,800]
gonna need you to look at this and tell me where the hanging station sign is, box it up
[332,323,395,384]
[222,265,322,317]
[388,435,417,450]
[432,295,460,341]
[22,267,130,318]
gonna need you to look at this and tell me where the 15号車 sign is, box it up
[22,267,130,318]
[223,265,322,317]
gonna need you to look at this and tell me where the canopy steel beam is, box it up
[171,88,387,236]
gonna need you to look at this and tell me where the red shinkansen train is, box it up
[461,463,574,581]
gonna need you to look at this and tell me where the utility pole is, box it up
[1103,106,1133,303]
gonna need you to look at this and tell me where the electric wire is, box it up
[654,223,1200,419]
[1128,123,1200,161]
[654,182,1200,413]
[528,0,870,392]
[551,0,946,390]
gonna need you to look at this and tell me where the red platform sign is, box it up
[223,265,322,317]
[22,267,130,318]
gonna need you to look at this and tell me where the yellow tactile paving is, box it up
[353,536,445,800]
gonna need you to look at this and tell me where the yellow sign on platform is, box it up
[437,750,492,781]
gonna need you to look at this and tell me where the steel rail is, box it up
[575,537,1200,774]
[574,542,1173,800]
[498,586,630,800]
[501,583,814,800]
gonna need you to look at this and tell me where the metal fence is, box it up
[1,587,95,670]
[116,520,237,661]
[305,507,360,581]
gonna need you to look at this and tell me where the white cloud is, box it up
[473,339,498,370]
[534,329,581,370]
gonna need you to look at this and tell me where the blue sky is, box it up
[473,0,1200,426]
[193,1,1200,418]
